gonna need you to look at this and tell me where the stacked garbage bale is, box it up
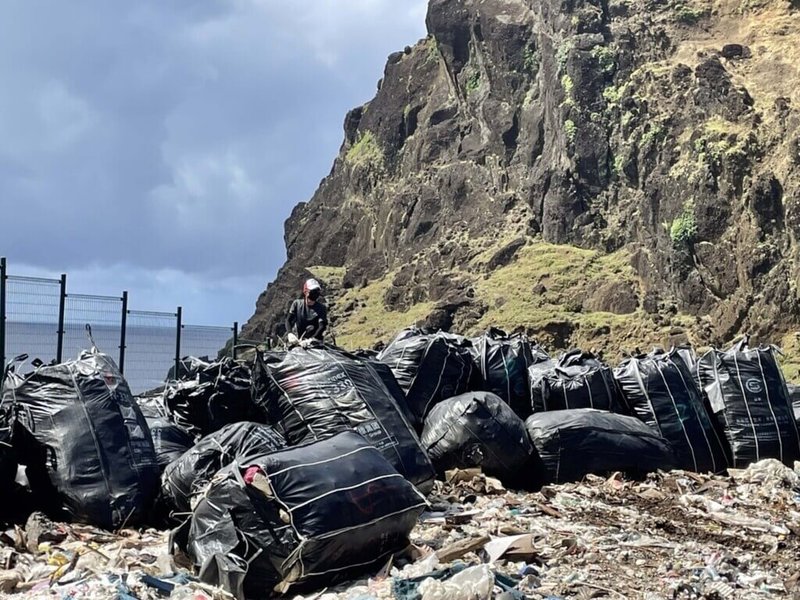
[615,348,729,473]
[529,349,627,414]
[163,356,264,437]
[696,337,800,467]
[134,387,194,472]
[252,343,436,493]
[524,409,677,484]
[469,327,549,418]
[161,421,287,515]
[167,343,437,598]
[174,432,427,598]
[421,391,533,486]
[377,328,480,422]
[1,349,161,530]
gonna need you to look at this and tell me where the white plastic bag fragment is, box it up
[728,458,800,488]
[419,564,494,600]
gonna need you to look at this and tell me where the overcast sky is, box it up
[0,1,428,326]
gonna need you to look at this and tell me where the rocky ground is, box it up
[2,459,799,599]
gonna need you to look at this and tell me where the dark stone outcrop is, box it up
[241,0,800,351]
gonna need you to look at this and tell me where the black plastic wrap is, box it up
[165,357,265,437]
[0,404,14,492]
[2,350,160,530]
[524,409,676,485]
[135,389,193,472]
[175,431,426,599]
[365,358,418,430]
[377,328,479,421]
[148,418,195,473]
[162,421,286,514]
[471,328,549,418]
[615,349,729,473]
[697,338,800,467]
[674,346,699,379]
[253,346,435,493]
[529,350,626,414]
[421,391,532,484]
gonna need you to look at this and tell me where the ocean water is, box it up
[4,321,232,394]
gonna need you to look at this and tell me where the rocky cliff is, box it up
[241,0,800,377]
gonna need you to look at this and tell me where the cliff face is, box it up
[242,0,800,374]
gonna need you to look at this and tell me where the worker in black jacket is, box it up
[285,278,328,346]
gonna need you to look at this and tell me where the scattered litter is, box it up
[0,457,797,598]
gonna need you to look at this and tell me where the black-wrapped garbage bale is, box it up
[174,431,426,599]
[2,349,160,530]
[697,337,800,467]
[377,328,479,421]
[421,391,533,485]
[162,421,286,514]
[253,345,435,493]
[615,349,729,473]
[529,350,627,414]
[164,357,265,437]
[471,327,549,418]
[524,409,676,485]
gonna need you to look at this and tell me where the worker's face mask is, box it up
[307,289,321,301]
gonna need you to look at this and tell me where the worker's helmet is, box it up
[303,278,322,299]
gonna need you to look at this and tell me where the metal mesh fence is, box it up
[5,275,61,371]
[1,259,240,388]
[180,324,234,361]
[124,310,177,394]
[62,293,123,364]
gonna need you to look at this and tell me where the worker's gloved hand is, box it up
[287,333,299,347]
[299,338,313,349]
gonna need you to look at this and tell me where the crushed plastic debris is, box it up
[0,459,799,598]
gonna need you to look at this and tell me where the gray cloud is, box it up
[1,0,427,322]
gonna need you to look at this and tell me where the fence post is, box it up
[0,257,6,369]
[119,291,128,373]
[175,306,182,378]
[232,321,238,358]
[56,273,67,362]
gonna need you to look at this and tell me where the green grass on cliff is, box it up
[307,265,346,287]
[328,240,697,357]
[332,273,434,350]
[346,131,384,171]
[472,242,640,333]
[779,332,800,382]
